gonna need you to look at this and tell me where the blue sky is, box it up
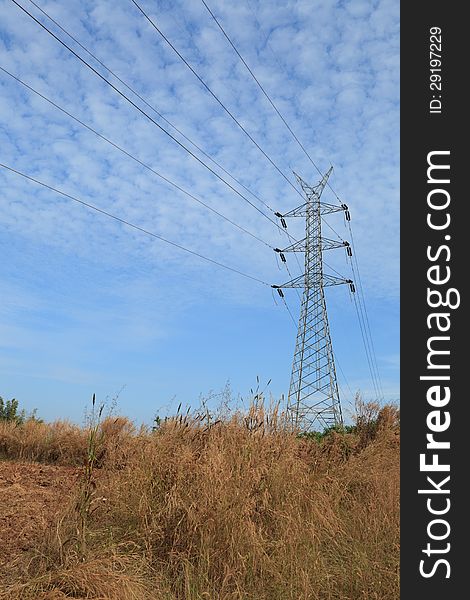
[0,0,399,424]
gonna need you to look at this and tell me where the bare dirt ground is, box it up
[0,460,80,581]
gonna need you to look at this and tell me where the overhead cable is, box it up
[0,66,272,250]
[129,0,303,199]
[200,0,328,182]
[347,221,384,399]
[24,0,277,215]
[0,163,271,286]
[11,0,290,237]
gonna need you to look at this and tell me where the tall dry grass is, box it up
[0,400,399,600]
[0,419,87,465]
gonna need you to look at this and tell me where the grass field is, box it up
[0,400,399,599]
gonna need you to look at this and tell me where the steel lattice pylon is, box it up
[273,168,353,432]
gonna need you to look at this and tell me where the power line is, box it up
[0,65,272,250]
[284,261,302,302]
[280,295,297,327]
[129,0,303,199]
[11,0,289,237]
[341,233,382,400]
[224,0,349,208]
[334,354,356,405]
[245,0,290,78]
[321,195,383,400]
[0,162,271,287]
[317,192,383,399]
[215,0,362,226]
[24,0,277,216]
[200,0,328,182]
[346,221,384,399]
[12,0,304,289]
[323,258,348,280]
[322,217,344,242]
[350,289,381,400]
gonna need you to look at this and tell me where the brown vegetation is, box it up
[0,401,399,599]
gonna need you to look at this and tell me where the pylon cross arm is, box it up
[322,274,352,287]
[272,274,351,289]
[278,237,347,253]
[320,202,348,215]
[281,203,307,218]
[278,238,306,253]
[276,201,348,220]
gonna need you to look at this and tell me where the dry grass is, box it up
[0,401,399,599]
[0,419,88,465]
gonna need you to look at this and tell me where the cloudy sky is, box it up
[0,0,399,424]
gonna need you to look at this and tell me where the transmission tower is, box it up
[272,168,355,431]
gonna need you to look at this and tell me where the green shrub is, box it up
[0,396,40,425]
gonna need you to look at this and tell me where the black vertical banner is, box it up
[401,2,466,598]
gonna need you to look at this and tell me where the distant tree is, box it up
[0,397,40,424]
